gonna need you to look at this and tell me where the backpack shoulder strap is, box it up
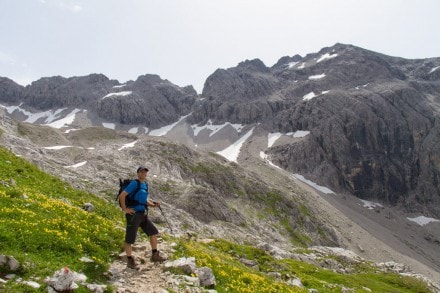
[129,179,143,198]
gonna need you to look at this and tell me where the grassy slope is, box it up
[173,238,431,293]
[0,146,124,292]
[0,145,433,292]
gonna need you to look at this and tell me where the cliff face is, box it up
[0,73,198,128]
[1,43,439,217]
[194,43,440,216]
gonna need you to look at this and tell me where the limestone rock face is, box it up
[193,43,440,217]
[0,43,439,217]
[0,73,197,128]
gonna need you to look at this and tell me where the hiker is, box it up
[119,166,166,269]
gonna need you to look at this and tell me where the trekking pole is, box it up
[156,204,174,236]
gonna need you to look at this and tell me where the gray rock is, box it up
[0,255,20,271]
[165,257,197,274]
[196,266,216,288]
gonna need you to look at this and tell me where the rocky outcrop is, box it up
[194,43,440,217]
[0,73,198,128]
[0,77,23,103]
[1,43,439,217]
[97,74,197,128]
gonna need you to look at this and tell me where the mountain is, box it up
[1,42,440,289]
[196,43,440,218]
[1,96,440,291]
[0,73,197,129]
[1,43,439,220]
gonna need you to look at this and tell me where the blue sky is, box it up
[1,0,439,93]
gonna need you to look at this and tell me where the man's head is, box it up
[137,166,149,173]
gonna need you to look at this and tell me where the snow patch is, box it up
[128,127,138,134]
[216,128,254,162]
[267,131,310,147]
[260,152,282,169]
[149,114,190,136]
[429,66,440,73]
[192,119,244,137]
[317,53,338,63]
[292,130,310,138]
[303,92,317,100]
[4,105,84,128]
[287,61,298,68]
[43,145,74,150]
[64,161,87,169]
[268,132,282,148]
[293,174,334,194]
[102,122,116,129]
[407,216,440,226]
[46,109,82,128]
[102,91,132,99]
[118,140,137,151]
[360,199,383,210]
[259,157,334,194]
[308,73,326,80]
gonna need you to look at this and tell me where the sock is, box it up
[152,249,158,254]
[127,256,133,259]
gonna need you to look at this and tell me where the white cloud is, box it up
[0,51,15,64]
[2,0,440,95]
[40,0,82,13]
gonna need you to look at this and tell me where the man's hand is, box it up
[124,207,135,215]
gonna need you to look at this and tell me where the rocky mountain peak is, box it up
[272,54,303,69]
[237,58,270,73]
[1,43,439,219]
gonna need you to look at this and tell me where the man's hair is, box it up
[137,166,149,172]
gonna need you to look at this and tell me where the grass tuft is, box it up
[0,147,123,292]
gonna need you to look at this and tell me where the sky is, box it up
[1,0,439,93]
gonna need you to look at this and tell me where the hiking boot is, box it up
[127,256,140,269]
[150,251,167,262]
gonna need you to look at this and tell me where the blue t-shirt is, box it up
[124,180,149,212]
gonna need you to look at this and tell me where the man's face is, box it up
[138,169,148,179]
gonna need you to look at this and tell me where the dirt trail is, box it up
[107,241,173,293]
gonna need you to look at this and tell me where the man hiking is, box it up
[119,166,166,269]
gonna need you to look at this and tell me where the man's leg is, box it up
[125,214,140,269]
[124,242,133,256]
[150,234,158,250]
[140,217,166,262]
